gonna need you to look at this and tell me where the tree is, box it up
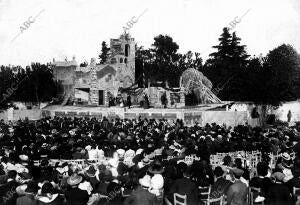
[263,44,300,102]
[99,41,110,64]
[205,28,249,100]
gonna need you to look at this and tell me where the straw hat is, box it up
[67,174,83,186]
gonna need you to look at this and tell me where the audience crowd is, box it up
[0,116,300,205]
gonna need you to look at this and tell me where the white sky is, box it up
[0,0,299,67]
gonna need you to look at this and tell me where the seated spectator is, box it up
[249,161,272,197]
[0,170,19,205]
[65,174,89,205]
[16,181,39,205]
[210,166,232,199]
[226,168,248,205]
[266,172,293,205]
[124,174,157,205]
[37,182,64,205]
[168,166,199,205]
[286,157,300,196]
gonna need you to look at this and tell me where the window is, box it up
[125,44,130,57]
[111,58,117,64]
[120,58,123,63]
[124,58,127,64]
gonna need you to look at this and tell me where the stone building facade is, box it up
[52,33,136,106]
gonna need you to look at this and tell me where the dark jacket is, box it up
[0,180,19,205]
[249,176,272,196]
[124,186,157,205]
[65,187,89,205]
[168,177,199,205]
[266,182,293,205]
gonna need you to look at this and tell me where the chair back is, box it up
[174,193,187,205]
[293,187,300,196]
[208,195,223,205]
[199,186,211,203]
[249,187,264,205]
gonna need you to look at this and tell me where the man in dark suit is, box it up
[168,166,199,205]
[249,161,272,196]
[210,166,232,199]
[226,168,248,205]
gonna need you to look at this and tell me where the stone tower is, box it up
[109,33,135,87]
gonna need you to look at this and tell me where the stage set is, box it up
[45,33,249,126]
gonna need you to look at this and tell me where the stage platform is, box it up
[40,104,249,127]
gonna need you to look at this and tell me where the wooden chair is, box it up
[293,187,300,196]
[173,193,187,205]
[249,187,264,205]
[207,195,224,205]
[199,186,211,205]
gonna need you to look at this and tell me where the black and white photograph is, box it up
[0,0,300,204]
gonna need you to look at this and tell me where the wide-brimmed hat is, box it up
[67,174,83,186]
[139,175,151,187]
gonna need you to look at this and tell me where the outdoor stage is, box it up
[39,104,249,127]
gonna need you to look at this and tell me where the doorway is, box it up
[98,90,104,105]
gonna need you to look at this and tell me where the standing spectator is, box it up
[127,95,132,109]
[287,110,292,122]
[160,92,168,108]
[226,168,248,205]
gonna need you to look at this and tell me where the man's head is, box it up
[7,170,17,180]
[257,162,268,177]
[214,166,224,178]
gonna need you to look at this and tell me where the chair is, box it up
[208,195,224,205]
[293,187,300,196]
[199,186,211,204]
[249,187,264,205]
[173,193,187,205]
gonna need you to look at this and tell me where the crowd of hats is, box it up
[0,117,300,203]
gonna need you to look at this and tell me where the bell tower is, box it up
[110,33,135,87]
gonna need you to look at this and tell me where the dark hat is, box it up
[25,181,39,193]
[85,166,96,177]
[214,166,224,177]
[41,182,56,194]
